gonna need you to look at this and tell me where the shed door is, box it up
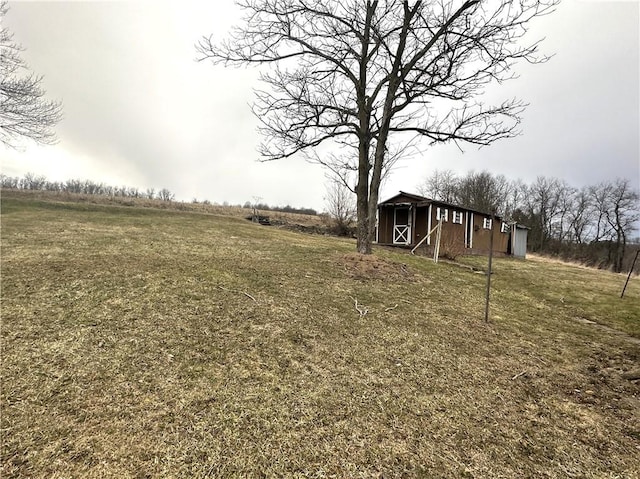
[393,207,411,244]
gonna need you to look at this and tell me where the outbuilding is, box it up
[377,191,527,258]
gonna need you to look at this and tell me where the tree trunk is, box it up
[355,6,374,255]
[366,160,383,250]
[614,229,626,273]
[367,117,392,251]
[356,195,372,253]
[356,128,371,254]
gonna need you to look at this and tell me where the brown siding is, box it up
[472,214,490,251]
[494,222,510,253]
[471,214,509,254]
[378,205,394,244]
[378,196,513,255]
[430,206,466,252]
[442,222,466,250]
[413,206,429,245]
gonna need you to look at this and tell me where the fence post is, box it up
[484,213,496,322]
[621,249,639,299]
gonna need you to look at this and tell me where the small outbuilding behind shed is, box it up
[510,224,529,259]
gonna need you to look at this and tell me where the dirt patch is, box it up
[274,221,330,235]
[339,252,413,280]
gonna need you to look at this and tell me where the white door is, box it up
[393,207,411,244]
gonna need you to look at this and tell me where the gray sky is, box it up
[2,0,639,211]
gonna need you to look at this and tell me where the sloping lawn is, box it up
[2,193,639,478]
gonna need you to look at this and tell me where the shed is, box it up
[377,191,527,258]
[510,224,529,258]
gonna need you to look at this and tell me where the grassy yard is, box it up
[2,191,639,478]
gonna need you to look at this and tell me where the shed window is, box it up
[452,211,463,224]
[436,207,448,222]
[501,222,510,233]
[483,217,492,229]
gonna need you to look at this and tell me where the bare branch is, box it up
[1,1,62,148]
[218,285,258,303]
[350,296,368,317]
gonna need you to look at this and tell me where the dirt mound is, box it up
[339,252,413,280]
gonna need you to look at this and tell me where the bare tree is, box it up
[157,188,175,202]
[324,179,356,236]
[503,178,527,222]
[525,176,563,250]
[601,179,639,272]
[198,0,556,253]
[455,170,512,215]
[0,1,62,148]
[589,183,609,243]
[20,171,46,190]
[548,180,574,243]
[566,186,593,244]
[0,173,19,188]
[417,169,458,203]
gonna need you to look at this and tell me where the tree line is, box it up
[0,172,319,216]
[0,173,176,202]
[243,201,317,217]
[418,170,639,272]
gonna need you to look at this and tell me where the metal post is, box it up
[621,249,639,298]
[484,213,495,322]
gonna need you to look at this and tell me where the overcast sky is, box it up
[2,0,639,211]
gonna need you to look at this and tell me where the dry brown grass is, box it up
[2,190,639,478]
[527,252,618,271]
[1,188,324,228]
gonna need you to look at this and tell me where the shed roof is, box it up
[378,191,505,220]
[378,191,429,204]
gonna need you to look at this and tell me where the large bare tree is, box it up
[592,179,639,273]
[198,0,556,253]
[0,1,62,149]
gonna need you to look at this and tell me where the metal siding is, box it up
[513,228,528,258]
